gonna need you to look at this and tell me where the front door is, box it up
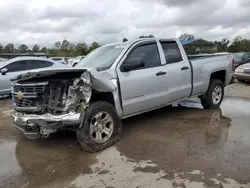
[117,42,168,116]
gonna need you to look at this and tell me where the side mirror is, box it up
[121,58,145,72]
[1,68,8,75]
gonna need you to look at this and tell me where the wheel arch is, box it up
[209,70,226,85]
[89,90,123,117]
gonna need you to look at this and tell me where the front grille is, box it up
[13,97,36,107]
[12,82,48,111]
[12,83,47,93]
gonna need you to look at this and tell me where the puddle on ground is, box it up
[71,147,250,188]
[1,97,250,187]
[14,132,97,188]
[1,109,12,117]
[0,98,11,108]
[0,139,25,188]
[114,97,250,186]
[0,98,12,117]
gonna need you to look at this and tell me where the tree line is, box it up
[0,40,101,57]
[0,35,155,57]
[0,34,250,57]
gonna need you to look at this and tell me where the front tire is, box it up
[201,79,224,109]
[77,101,122,152]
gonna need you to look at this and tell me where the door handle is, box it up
[156,71,166,76]
[181,66,189,70]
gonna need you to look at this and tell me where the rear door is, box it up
[29,60,53,69]
[117,41,169,116]
[159,41,192,103]
[0,60,29,94]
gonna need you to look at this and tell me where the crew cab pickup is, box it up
[10,38,234,152]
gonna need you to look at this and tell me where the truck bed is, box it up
[189,54,233,97]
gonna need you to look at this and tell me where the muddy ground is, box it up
[1,82,250,188]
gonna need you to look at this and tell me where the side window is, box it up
[5,60,29,72]
[160,42,182,64]
[30,60,53,69]
[127,43,161,68]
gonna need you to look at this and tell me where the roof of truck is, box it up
[106,38,179,47]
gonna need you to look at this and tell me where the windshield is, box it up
[76,45,124,69]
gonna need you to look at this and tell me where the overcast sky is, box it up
[0,0,250,47]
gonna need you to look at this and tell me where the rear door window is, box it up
[160,42,183,64]
[30,60,53,69]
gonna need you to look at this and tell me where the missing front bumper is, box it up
[11,111,81,139]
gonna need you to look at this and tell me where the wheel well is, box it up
[90,91,115,106]
[210,70,226,84]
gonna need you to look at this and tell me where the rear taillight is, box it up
[232,58,235,71]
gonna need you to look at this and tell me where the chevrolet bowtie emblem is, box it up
[16,91,24,100]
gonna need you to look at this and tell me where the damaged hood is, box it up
[11,67,118,93]
[11,68,87,81]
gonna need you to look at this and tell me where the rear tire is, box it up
[201,79,224,109]
[76,101,122,152]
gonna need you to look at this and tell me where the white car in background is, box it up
[49,57,69,65]
[71,55,85,67]
[0,57,6,62]
[0,56,67,95]
[68,57,76,65]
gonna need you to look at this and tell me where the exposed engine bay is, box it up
[10,68,118,140]
[12,70,92,115]
[11,69,92,138]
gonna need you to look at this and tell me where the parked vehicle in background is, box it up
[49,57,69,64]
[212,52,231,55]
[234,63,250,83]
[233,52,250,68]
[68,57,76,65]
[11,38,234,152]
[72,55,85,67]
[0,57,6,61]
[242,52,250,59]
[0,57,66,95]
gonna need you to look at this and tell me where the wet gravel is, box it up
[1,82,250,188]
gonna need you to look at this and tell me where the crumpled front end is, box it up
[11,111,81,139]
[11,70,92,139]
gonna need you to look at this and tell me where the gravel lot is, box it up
[1,82,250,188]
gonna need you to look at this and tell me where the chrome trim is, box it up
[11,111,81,127]
[12,82,49,86]
[13,105,41,112]
[11,81,48,110]
[11,92,37,98]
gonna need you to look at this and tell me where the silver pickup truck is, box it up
[10,38,234,152]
